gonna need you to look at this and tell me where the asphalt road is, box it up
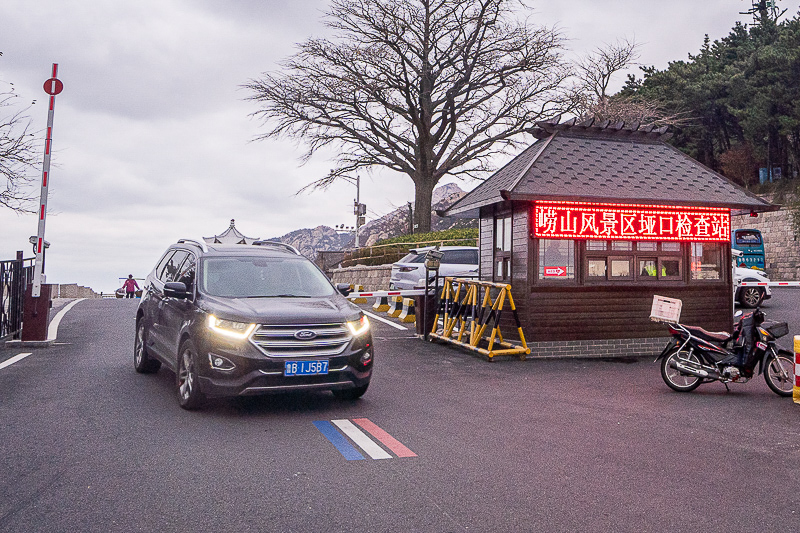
[1,296,799,532]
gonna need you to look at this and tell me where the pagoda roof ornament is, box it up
[202,219,260,245]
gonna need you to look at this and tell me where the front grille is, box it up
[250,323,351,357]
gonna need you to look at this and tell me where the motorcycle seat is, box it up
[685,325,731,343]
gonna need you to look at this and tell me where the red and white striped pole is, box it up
[32,64,63,298]
[794,335,799,405]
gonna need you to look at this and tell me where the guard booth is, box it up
[442,118,778,357]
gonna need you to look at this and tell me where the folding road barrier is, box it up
[429,277,530,361]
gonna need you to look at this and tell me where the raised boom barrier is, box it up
[429,277,530,361]
[794,336,799,405]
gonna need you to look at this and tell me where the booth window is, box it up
[585,241,683,282]
[494,213,512,281]
[538,239,575,280]
[690,242,722,280]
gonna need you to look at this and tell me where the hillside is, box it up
[271,182,476,257]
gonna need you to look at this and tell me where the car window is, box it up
[735,230,762,245]
[159,250,189,282]
[398,253,426,264]
[175,254,197,288]
[200,256,336,298]
[442,249,478,265]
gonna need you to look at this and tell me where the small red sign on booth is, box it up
[543,266,567,277]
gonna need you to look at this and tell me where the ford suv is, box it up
[134,239,373,409]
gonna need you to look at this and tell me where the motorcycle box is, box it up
[765,321,789,339]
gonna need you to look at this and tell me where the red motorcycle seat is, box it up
[684,325,731,343]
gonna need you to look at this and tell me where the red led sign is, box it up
[533,201,730,242]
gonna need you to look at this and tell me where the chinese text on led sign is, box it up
[533,201,730,242]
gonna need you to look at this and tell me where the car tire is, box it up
[134,320,161,374]
[332,383,369,400]
[177,339,205,410]
[738,286,764,308]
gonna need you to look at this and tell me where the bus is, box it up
[732,228,766,270]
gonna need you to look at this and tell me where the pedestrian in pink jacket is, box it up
[122,275,140,298]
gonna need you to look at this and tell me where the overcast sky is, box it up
[2,0,797,294]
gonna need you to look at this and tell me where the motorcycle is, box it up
[656,308,795,396]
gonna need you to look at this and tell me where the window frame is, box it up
[536,238,577,284]
[583,241,685,284]
[493,212,513,282]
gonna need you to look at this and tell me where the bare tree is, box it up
[245,0,571,232]
[1,67,38,213]
[573,39,690,128]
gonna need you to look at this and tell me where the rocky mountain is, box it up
[271,182,477,257]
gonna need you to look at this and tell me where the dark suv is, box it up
[134,239,373,409]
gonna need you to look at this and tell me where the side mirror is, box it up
[336,283,352,296]
[734,310,743,318]
[164,281,189,299]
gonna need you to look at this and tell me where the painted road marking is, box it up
[362,310,408,331]
[313,421,364,460]
[48,298,85,340]
[332,419,392,459]
[0,353,33,371]
[315,418,416,461]
[353,417,417,457]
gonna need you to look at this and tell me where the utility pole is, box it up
[352,175,366,248]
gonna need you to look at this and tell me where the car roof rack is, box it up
[177,239,208,253]
[252,240,302,255]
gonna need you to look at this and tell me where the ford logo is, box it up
[294,330,317,340]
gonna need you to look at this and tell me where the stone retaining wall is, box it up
[731,195,800,280]
[329,264,392,290]
[51,284,101,299]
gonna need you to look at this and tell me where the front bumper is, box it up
[194,331,373,398]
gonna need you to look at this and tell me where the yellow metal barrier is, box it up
[429,277,530,361]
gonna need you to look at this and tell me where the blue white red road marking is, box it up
[314,418,417,460]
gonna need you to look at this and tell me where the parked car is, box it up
[389,246,478,290]
[134,239,373,410]
[734,265,772,308]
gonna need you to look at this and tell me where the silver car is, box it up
[389,246,478,290]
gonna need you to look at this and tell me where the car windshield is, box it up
[200,256,336,298]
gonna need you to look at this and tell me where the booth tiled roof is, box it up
[445,119,775,217]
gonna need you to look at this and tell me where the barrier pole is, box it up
[794,335,800,405]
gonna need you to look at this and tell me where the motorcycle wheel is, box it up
[661,349,703,392]
[764,351,794,397]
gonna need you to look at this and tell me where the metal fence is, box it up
[1,252,35,340]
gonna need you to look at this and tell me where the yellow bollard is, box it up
[387,296,404,318]
[398,298,416,323]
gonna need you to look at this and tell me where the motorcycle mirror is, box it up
[734,310,743,318]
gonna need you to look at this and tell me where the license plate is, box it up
[284,360,329,376]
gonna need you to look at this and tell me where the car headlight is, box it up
[207,315,256,340]
[346,315,370,336]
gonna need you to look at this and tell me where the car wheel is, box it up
[177,339,205,410]
[134,320,161,374]
[739,286,764,308]
[332,383,369,400]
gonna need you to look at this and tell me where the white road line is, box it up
[362,310,408,331]
[48,298,86,341]
[0,353,33,371]
[332,419,392,459]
